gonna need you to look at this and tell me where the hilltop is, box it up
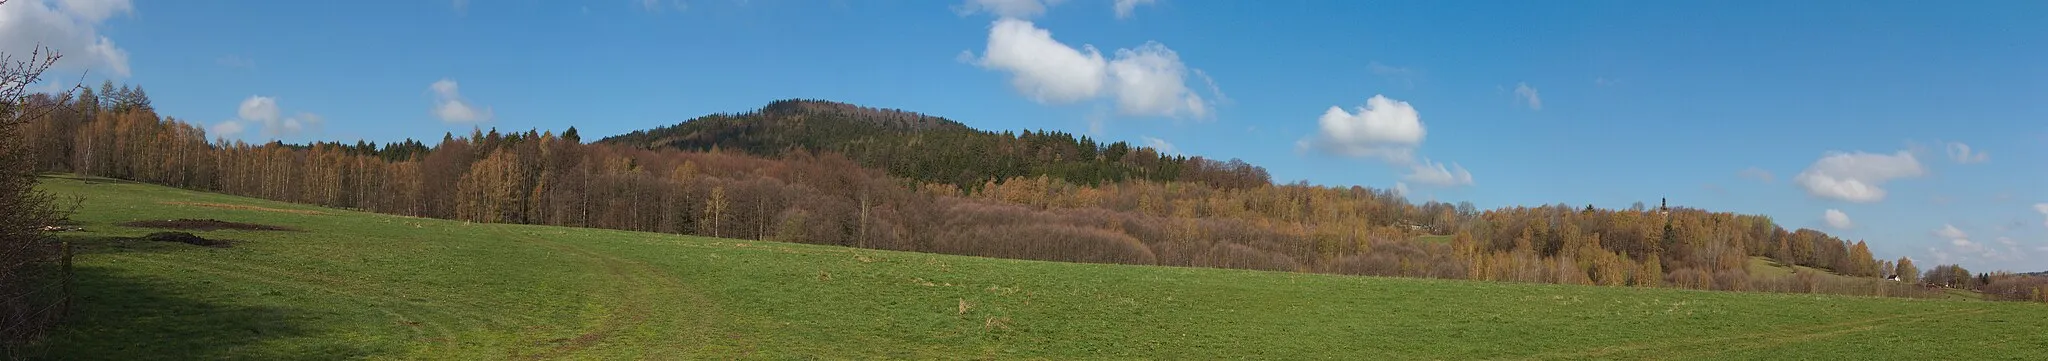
[598,99,1271,189]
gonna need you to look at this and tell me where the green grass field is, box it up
[24,175,2048,360]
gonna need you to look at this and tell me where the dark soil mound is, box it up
[143,232,230,247]
[121,219,297,232]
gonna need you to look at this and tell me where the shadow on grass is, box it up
[20,266,377,360]
[54,235,199,256]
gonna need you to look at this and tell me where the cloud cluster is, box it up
[973,18,1211,119]
[1823,209,1852,230]
[0,0,134,77]
[211,95,321,138]
[1792,150,1924,203]
[430,78,493,123]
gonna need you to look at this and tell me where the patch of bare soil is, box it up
[160,202,328,215]
[142,232,231,248]
[121,219,299,232]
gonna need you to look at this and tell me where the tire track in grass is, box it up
[1671,308,1990,359]
[507,230,724,360]
[1511,307,1976,361]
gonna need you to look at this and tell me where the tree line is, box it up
[12,85,2039,301]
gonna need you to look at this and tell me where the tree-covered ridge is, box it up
[598,99,1271,190]
[17,85,2044,302]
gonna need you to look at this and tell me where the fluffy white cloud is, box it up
[0,0,133,77]
[977,18,1106,103]
[956,0,1061,19]
[1738,167,1775,183]
[1513,82,1541,110]
[1823,209,1853,230]
[1113,0,1154,19]
[1108,42,1207,118]
[1792,150,1925,203]
[1303,95,1425,162]
[2035,203,2048,228]
[1140,135,1176,154]
[1945,142,1988,164]
[973,19,1210,118]
[1393,182,1410,197]
[430,78,493,123]
[1402,159,1473,187]
[221,95,319,138]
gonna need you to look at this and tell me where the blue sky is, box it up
[6,0,2045,271]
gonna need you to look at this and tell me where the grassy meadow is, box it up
[21,175,2048,360]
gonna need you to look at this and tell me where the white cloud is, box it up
[1792,150,1925,203]
[209,121,244,138]
[1303,95,1425,163]
[972,18,1211,119]
[1513,82,1541,110]
[1113,0,1154,19]
[1738,167,1775,183]
[2035,203,2048,228]
[238,96,281,124]
[1402,159,1473,187]
[1393,182,1410,197]
[453,0,469,13]
[1823,209,1853,230]
[1945,142,1988,164]
[1107,42,1208,118]
[976,18,1106,103]
[54,0,131,23]
[1935,224,1969,244]
[429,78,493,123]
[0,0,134,77]
[1140,135,1176,154]
[227,95,319,137]
[956,0,1061,19]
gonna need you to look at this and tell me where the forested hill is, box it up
[597,99,1271,190]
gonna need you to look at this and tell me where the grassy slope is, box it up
[28,175,2048,360]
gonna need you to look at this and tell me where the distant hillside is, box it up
[598,99,1270,190]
